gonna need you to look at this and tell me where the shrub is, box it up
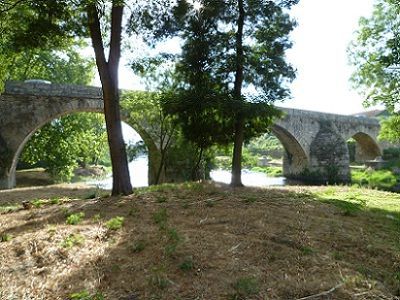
[105,216,124,230]
[66,212,85,225]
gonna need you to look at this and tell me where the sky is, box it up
[282,0,376,115]
[94,0,377,116]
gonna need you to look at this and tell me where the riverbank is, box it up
[0,182,399,299]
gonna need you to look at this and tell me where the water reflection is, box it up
[210,169,286,187]
[88,155,286,189]
[86,156,148,189]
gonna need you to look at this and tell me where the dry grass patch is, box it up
[0,182,399,299]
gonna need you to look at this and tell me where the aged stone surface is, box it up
[0,81,383,188]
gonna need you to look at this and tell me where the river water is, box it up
[87,156,286,189]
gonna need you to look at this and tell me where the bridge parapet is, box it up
[278,107,380,126]
[4,81,103,99]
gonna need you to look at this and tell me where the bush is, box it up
[352,169,398,190]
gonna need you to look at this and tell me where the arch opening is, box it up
[11,111,150,189]
[271,124,309,178]
[348,132,382,164]
[211,124,309,186]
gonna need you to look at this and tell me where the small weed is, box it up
[148,267,170,290]
[300,246,314,255]
[105,216,124,230]
[181,202,189,209]
[153,208,168,230]
[50,197,61,205]
[243,196,257,204]
[61,233,84,248]
[131,240,146,253]
[332,251,344,260]
[31,199,46,208]
[394,271,400,282]
[231,276,260,298]
[66,212,85,225]
[69,290,104,300]
[0,233,13,242]
[179,256,194,271]
[156,195,167,203]
[165,228,181,256]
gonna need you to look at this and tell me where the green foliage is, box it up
[61,233,84,248]
[165,228,181,256]
[0,233,13,242]
[66,212,85,225]
[131,240,146,253]
[20,113,109,182]
[105,217,125,231]
[231,276,260,299]
[69,290,104,300]
[153,208,168,230]
[379,115,400,143]
[179,256,194,271]
[349,0,400,111]
[251,166,283,177]
[352,169,398,190]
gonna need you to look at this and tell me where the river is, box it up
[87,156,286,189]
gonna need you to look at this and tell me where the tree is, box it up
[349,0,400,111]
[165,0,297,186]
[1,0,178,195]
[122,91,177,184]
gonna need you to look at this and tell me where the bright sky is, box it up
[282,0,376,115]
[94,0,377,116]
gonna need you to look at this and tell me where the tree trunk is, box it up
[87,2,132,195]
[230,0,245,187]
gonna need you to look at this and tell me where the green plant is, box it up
[153,208,168,230]
[179,256,194,271]
[131,240,146,253]
[69,290,104,300]
[300,246,314,255]
[105,216,124,230]
[31,199,46,208]
[165,228,181,256]
[156,195,167,203]
[232,276,260,299]
[50,197,61,205]
[66,212,85,225]
[61,233,84,248]
[0,233,12,242]
[148,267,170,290]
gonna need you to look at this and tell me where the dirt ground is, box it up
[0,182,399,299]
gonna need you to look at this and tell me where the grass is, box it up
[0,182,399,299]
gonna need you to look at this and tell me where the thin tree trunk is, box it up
[230,0,245,187]
[87,2,132,195]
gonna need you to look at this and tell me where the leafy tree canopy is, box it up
[349,0,400,111]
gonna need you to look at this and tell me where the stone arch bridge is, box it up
[0,81,382,189]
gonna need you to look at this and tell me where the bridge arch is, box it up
[6,102,158,189]
[270,124,308,178]
[349,132,382,162]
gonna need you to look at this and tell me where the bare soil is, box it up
[0,182,399,300]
